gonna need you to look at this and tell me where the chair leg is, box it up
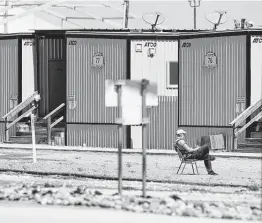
[195,162,199,174]
[191,163,195,174]
[181,163,186,174]
[177,161,183,174]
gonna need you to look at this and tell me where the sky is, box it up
[126,1,262,30]
[0,0,262,31]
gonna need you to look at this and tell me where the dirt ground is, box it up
[0,148,261,188]
[0,148,261,222]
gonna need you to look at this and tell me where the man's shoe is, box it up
[209,156,216,161]
[208,171,218,175]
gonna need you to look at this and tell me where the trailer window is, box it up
[167,61,178,89]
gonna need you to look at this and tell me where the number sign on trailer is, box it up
[92,53,104,68]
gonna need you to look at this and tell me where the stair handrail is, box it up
[43,103,65,121]
[230,98,262,127]
[2,91,41,142]
[235,111,262,137]
[230,98,262,151]
[2,91,40,120]
[43,103,65,145]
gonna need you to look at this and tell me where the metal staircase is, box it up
[230,98,262,152]
[2,92,65,146]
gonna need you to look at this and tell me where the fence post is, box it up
[5,118,9,142]
[115,81,124,196]
[47,117,52,145]
[31,113,37,163]
[233,125,238,151]
[141,79,149,198]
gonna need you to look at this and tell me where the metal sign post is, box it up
[141,79,149,198]
[105,79,156,196]
[30,113,37,163]
[115,80,125,196]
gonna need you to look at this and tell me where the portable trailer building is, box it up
[63,30,181,148]
[65,31,129,148]
[0,33,36,142]
[178,29,262,150]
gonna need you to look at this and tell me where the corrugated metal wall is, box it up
[0,122,4,142]
[179,35,247,126]
[66,37,127,123]
[38,38,65,116]
[22,38,36,101]
[130,40,178,150]
[250,36,262,105]
[131,40,178,97]
[67,124,127,148]
[178,126,245,151]
[0,39,18,118]
[0,122,15,143]
[147,96,178,149]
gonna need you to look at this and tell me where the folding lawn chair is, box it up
[175,144,199,175]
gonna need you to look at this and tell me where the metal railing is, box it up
[230,98,262,151]
[2,91,40,142]
[43,103,65,145]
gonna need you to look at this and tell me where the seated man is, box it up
[175,129,218,175]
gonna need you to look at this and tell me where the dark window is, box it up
[167,61,178,88]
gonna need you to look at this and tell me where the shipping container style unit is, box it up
[178,30,262,149]
[0,33,36,142]
[34,30,181,148]
[65,31,180,149]
[3,29,260,150]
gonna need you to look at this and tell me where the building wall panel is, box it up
[66,38,127,123]
[179,35,246,126]
[250,36,262,105]
[0,39,18,119]
[0,122,5,142]
[130,40,178,150]
[22,38,36,101]
[0,122,15,143]
[148,96,178,149]
[67,124,127,148]
[180,126,245,151]
[131,97,178,150]
[131,40,178,97]
[38,38,65,116]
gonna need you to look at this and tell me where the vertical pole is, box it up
[117,84,123,195]
[61,19,64,29]
[47,117,52,145]
[31,113,37,163]
[123,0,129,29]
[4,0,8,33]
[5,118,9,142]
[141,79,149,198]
[194,6,196,30]
[233,126,238,152]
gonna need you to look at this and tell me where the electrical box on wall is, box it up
[135,43,143,52]
[148,48,156,57]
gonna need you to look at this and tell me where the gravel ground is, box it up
[0,172,261,221]
[1,173,261,206]
[0,149,261,188]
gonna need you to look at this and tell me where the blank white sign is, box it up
[105,79,158,107]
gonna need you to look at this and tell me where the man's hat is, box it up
[176,129,186,135]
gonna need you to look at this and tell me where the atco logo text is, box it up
[252,38,262,43]
[68,40,77,46]
[144,42,157,47]
[24,41,35,46]
[182,42,191,47]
